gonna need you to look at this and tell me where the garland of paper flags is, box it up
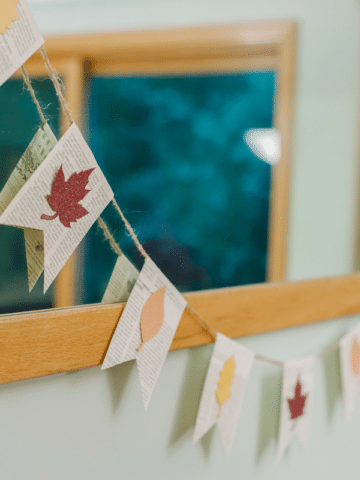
[1,0,360,461]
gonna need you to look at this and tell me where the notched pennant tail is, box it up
[138,286,166,351]
[40,164,95,228]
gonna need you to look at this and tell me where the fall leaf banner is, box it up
[340,322,360,422]
[277,356,316,460]
[102,257,187,410]
[0,123,57,291]
[193,333,254,456]
[0,0,44,87]
[101,254,139,304]
[0,123,114,292]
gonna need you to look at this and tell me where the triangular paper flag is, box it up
[0,123,114,292]
[0,123,57,291]
[0,0,44,87]
[102,256,187,410]
[101,254,139,304]
[193,333,254,456]
[277,356,316,460]
[340,322,360,422]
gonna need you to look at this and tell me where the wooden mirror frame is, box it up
[3,20,357,387]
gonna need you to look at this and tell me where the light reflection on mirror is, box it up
[244,129,281,166]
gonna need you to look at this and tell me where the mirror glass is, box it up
[0,77,60,314]
[85,72,275,302]
[0,70,276,311]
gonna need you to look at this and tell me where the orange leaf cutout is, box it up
[41,165,95,228]
[0,0,19,35]
[216,356,236,418]
[351,337,360,376]
[287,380,307,420]
[138,286,166,351]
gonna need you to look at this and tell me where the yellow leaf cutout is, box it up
[351,337,360,376]
[0,0,19,35]
[216,356,236,418]
[138,286,166,351]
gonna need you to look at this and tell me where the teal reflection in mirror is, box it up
[0,78,60,314]
[85,72,275,302]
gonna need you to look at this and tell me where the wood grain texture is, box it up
[1,273,360,385]
[29,21,293,61]
[267,22,297,282]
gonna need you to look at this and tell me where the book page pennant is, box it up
[102,256,187,410]
[193,333,254,456]
[0,123,57,291]
[0,123,114,292]
[277,356,316,460]
[101,253,139,304]
[0,0,44,87]
[340,322,360,422]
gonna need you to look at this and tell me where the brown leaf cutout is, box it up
[351,337,360,376]
[216,356,236,418]
[287,380,307,420]
[138,286,166,351]
[41,165,95,228]
[0,0,19,35]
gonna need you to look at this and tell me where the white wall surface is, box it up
[2,0,360,478]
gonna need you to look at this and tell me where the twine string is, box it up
[316,340,340,359]
[111,198,148,259]
[27,50,342,368]
[21,50,122,258]
[186,303,217,342]
[40,45,74,126]
[97,217,123,257]
[255,354,284,367]
[21,65,47,125]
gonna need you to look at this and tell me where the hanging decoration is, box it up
[0,0,43,86]
[340,323,360,421]
[101,254,139,304]
[0,124,57,291]
[0,123,114,292]
[277,356,316,460]
[1,0,360,463]
[193,333,254,456]
[102,257,187,410]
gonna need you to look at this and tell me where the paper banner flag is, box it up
[102,256,187,410]
[0,0,44,87]
[0,123,57,291]
[101,254,139,304]
[277,356,316,460]
[193,333,254,456]
[0,123,114,292]
[340,322,360,422]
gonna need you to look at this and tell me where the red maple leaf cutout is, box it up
[41,165,95,228]
[287,380,307,420]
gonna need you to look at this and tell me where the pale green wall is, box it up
[2,0,359,478]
